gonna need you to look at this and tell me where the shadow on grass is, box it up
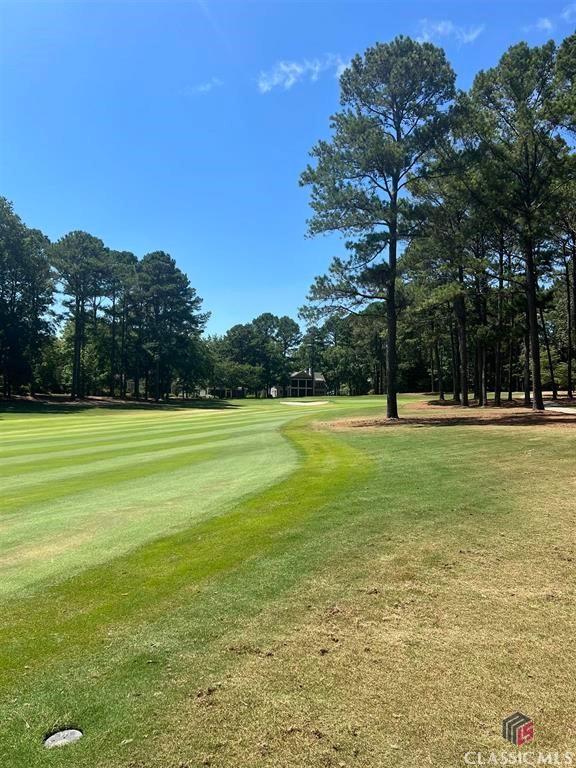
[428,398,525,408]
[0,396,240,416]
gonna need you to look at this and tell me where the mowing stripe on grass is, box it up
[0,408,310,593]
[0,416,372,686]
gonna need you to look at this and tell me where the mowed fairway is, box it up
[0,396,575,767]
[0,400,308,593]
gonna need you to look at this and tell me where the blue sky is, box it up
[1,0,575,334]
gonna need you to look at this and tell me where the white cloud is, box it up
[416,19,485,45]
[537,17,554,31]
[561,3,576,22]
[523,17,554,32]
[186,77,223,95]
[257,54,348,94]
[335,59,351,79]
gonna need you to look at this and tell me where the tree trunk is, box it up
[565,250,573,399]
[570,235,576,399]
[72,296,81,399]
[120,300,128,399]
[473,345,481,402]
[480,345,488,406]
[110,290,116,397]
[386,201,399,419]
[434,339,444,401]
[449,319,460,402]
[507,338,514,402]
[524,238,544,410]
[155,356,161,402]
[79,298,86,398]
[494,340,502,406]
[539,305,557,400]
[134,341,140,399]
[523,322,531,408]
[494,237,504,406]
[453,276,468,407]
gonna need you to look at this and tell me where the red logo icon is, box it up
[502,712,534,746]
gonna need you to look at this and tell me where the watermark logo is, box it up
[464,713,574,764]
[502,712,534,747]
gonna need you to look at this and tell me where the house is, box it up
[283,370,327,398]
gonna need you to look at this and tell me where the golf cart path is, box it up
[544,403,576,415]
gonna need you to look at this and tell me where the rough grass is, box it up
[0,396,574,767]
[167,407,576,768]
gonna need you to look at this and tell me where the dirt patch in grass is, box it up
[321,401,576,431]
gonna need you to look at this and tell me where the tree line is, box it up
[301,33,576,415]
[0,204,208,401]
[1,33,575,408]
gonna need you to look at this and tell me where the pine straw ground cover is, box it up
[0,396,574,767]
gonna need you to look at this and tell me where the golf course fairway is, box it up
[0,395,575,767]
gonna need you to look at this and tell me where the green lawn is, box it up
[0,396,575,767]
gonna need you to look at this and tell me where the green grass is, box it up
[0,400,314,592]
[0,395,574,767]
